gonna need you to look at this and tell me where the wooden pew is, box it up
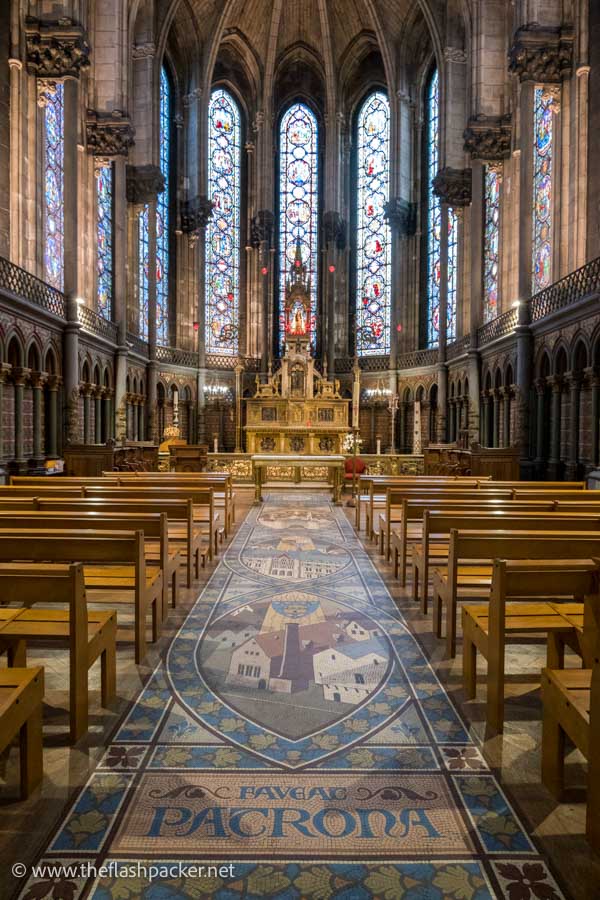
[541,588,600,851]
[0,511,178,620]
[36,497,203,588]
[0,666,44,798]
[0,530,162,664]
[432,530,600,658]
[412,508,595,612]
[462,558,598,732]
[353,474,488,532]
[113,472,235,530]
[81,485,219,561]
[0,486,83,497]
[0,563,116,741]
[391,498,556,584]
[512,490,597,501]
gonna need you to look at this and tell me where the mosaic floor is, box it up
[16,493,566,900]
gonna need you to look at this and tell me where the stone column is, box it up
[115,323,128,442]
[94,390,103,444]
[0,366,8,462]
[12,368,28,465]
[46,376,60,458]
[534,379,546,474]
[566,373,582,480]
[82,387,92,445]
[63,294,81,446]
[102,392,112,442]
[547,376,562,479]
[31,373,44,463]
[502,388,511,447]
[482,393,491,447]
[492,390,501,448]
[323,212,346,374]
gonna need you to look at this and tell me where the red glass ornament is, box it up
[396,324,403,333]
[329,265,336,273]
[193,321,199,332]
[261,267,268,275]
[227,292,234,301]
[295,259,301,267]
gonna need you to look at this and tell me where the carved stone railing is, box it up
[477,308,518,347]
[397,348,438,369]
[77,304,118,343]
[156,345,198,367]
[126,332,149,358]
[530,256,600,322]
[205,353,240,369]
[0,255,66,319]
[334,356,393,373]
[446,334,471,361]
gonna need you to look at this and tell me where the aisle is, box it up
[18,493,564,900]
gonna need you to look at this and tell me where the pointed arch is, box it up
[278,101,319,351]
[206,87,242,355]
[355,90,391,357]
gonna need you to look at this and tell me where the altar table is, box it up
[251,454,345,504]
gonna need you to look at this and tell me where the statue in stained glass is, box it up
[279,102,318,351]
[156,66,171,345]
[43,82,65,291]
[96,162,113,319]
[483,166,500,322]
[356,91,391,356]
[426,69,441,347]
[532,87,555,292]
[206,88,241,355]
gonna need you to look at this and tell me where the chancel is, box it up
[1,2,600,899]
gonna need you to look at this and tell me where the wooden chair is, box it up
[541,589,600,852]
[0,563,116,742]
[0,530,162,664]
[432,531,600,658]
[462,558,598,733]
[0,667,44,798]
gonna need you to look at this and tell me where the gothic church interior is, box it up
[1,2,600,899]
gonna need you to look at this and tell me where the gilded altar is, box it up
[244,240,351,455]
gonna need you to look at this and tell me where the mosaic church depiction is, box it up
[2,0,600,898]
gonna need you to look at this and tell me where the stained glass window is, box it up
[426,69,441,348]
[532,87,555,292]
[96,162,113,319]
[138,205,149,340]
[483,166,501,322]
[447,208,458,342]
[279,102,319,350]
[43,82,65,291]
[156,66,171,345]
[206,88,241,354]
[356,92,391,356]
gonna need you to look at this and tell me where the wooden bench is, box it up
[36,497,204,588]
[541,590,600,851]
[82,486,219,561]
[0,530,162,664]
[412,509,597,613]
[432,530,600,658]
[0,510,178,620]
[462,558,599,733]
[0,563,116,742]
[0,666,44,798]
[391,498,556,585]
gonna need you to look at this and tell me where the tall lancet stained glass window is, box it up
[426,69,441,347]
[279,103,319,350]
[206,88,241,354]
[483,166,501,322]
[96,162,113,319]
[138,205,150,340]
[156,66,171,345]
[532,87,555,292]
[43,82,65,291]
[356,92,391,356]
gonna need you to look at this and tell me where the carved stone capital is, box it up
[86,110,135,158]
[250,209,275,248]
[25,16,90,79]
[432,167,472,207]
[384,197,417,237]
[126,164,165,204]
[132,42,156,60]
[183,87,202,107]
[181,195,215,234]
[322,211,347,250]
[508,25,574,83]
[463,115,512,162]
